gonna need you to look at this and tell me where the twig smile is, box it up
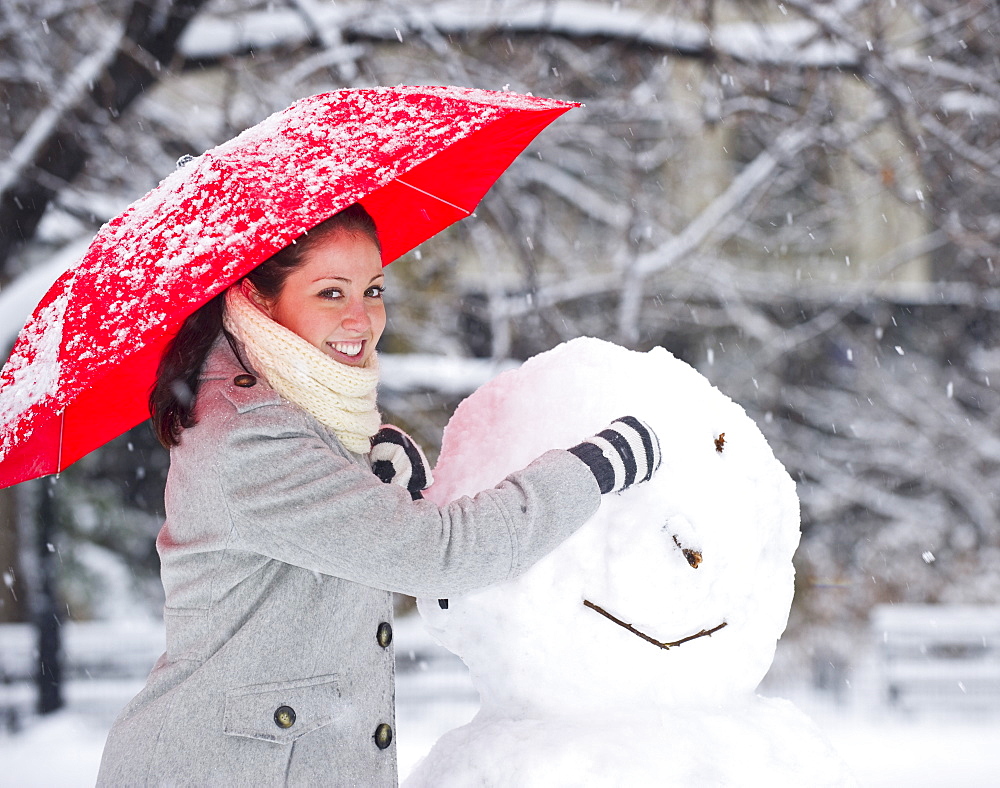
[583,599,727,650]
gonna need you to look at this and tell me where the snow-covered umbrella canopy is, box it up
[0,86,578,488]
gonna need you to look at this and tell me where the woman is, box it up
[97,204,660,786]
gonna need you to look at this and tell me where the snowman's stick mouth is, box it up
[583,599,727,650]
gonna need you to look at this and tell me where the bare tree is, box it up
[0,0,208,279]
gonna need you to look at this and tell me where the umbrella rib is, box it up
[57,410,65,476]
[394,178,471,216]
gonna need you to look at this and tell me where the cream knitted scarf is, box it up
[222,283,380,454]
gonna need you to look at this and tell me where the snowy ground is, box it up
[2,614,999,787]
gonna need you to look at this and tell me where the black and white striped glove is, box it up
[370,425,433,501]
[568,416,661,494]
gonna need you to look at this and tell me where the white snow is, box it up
[0,283,68,457]
[178,2,859,69]
[0,239,91,469]
[379,353,519,394]
[939,90,1000,118]
[1,619,998,787]
[409,337,852,785]
[0,238,90,463]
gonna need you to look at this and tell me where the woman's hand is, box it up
[370,425,433,500]
[568,416,661,494]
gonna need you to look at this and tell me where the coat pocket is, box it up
[223,674,341,744]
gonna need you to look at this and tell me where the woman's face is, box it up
[253,232,386,367]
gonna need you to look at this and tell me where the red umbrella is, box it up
[0,86,578,488]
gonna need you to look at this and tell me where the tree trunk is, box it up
[34,480,63,715]
[0,486,25,623]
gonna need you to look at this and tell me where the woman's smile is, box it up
[327,339,366,362]
[329,340,363,356]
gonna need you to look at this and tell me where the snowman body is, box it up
[406,338,854,787]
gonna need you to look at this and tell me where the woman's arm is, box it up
[213,400,603,598]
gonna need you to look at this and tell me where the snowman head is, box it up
[420,338,800,716]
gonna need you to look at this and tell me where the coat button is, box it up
[233,374,257,387]
[376,622,393,649]
[274,705,296,729]
[374,722,393,750]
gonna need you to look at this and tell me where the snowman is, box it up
[405,337,855,787]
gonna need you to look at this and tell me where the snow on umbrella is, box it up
[0,86,578,488]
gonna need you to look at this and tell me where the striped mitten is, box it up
[568,416,661,494]
[370,425,433,501]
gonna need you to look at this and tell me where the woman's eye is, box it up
[365,285,385,298]
[318,288,343,299]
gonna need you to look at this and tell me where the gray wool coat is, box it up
[97,338,601,787]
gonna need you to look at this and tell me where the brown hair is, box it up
[149,203,380,448]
